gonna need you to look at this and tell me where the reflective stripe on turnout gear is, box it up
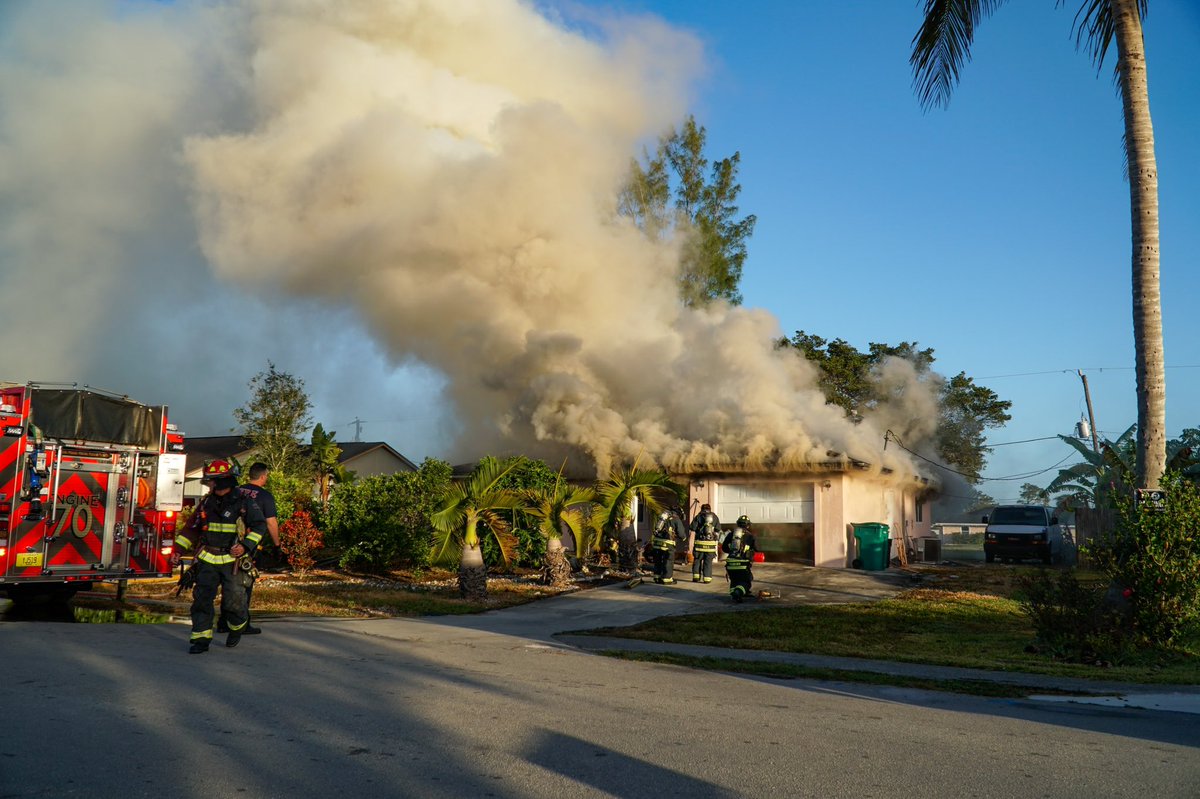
[651,534,675,550]
[693,540,718,553]
[725,558,750,570]
[198,551,235,565]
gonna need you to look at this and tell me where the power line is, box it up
[884,430,1076,483]
[983,435,1063,448]
[977,364,1200,380]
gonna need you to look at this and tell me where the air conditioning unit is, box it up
[915,537,941,563]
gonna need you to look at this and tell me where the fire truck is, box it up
[0,383,185,603]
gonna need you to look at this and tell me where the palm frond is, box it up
[911,0,1005,111]
[476,508,518,567]
[523,465,597,557]
[1064,0,1146,71]
[429,457,525,567]
[594,466,685,535]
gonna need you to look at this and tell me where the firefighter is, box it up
[218,462,279,635]
[650,509,684,584]
[722,515,758,603]
[689,503,722,562]
[171,459,268,653]
[690,506,721,583]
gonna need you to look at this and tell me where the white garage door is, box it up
[716,481,814,524]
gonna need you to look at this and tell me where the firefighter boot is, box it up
[243,625,262,635]
[226,631,242,648]
[188,639,210,654]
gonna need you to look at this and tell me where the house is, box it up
[632,461,935,569]
[183,435,418,503]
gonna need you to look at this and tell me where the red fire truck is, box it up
[0,383,185,603]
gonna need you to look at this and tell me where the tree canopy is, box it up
[233,362,313,476]
[779,331,1011,479]
[619,115,756,307]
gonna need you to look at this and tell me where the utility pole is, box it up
[352,417,363,442]
[1077,370,1101,454]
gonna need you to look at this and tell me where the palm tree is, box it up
[1046,424,1138,509]
[1047,424,1199,508]
[430,457,523,600]
[593,462,686,571]
[911,0,1165,487]
[309,423,342,504]
[523,468,595,588]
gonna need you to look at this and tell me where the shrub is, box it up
[491,457,557,568]
[279,510,323,574]
[324,458,451,572]
[1085,474,1200,646]
[1018,570,1133,664]
[265,472,316,526]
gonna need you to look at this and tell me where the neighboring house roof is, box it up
[185,435,252,477]
[184,436,417,476]
[336,441,419,472]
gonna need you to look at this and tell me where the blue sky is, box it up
[575,0,1200,500]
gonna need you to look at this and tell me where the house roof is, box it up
[184,436,417,476]
[185,435,250,476]
[336,441,419,472]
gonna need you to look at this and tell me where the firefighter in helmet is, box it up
[650,508,684,584]
[722,515,758,603]
[171,459,268,653]
[689,502,722,562]
[690,504,721,583]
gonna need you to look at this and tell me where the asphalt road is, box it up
[2,576,1198,799]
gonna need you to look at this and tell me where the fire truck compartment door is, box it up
[44,455,134,573]
[155,453,186,511]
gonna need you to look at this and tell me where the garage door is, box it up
[716,481,814,524]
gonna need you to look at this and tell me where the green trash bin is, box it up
[853,523,891,571]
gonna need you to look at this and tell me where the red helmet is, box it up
[202,459,238,480]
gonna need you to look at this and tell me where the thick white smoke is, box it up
[0,0,938,479]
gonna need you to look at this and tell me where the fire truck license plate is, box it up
[15,553,43,568]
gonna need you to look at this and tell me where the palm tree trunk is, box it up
[1111,0,1165,488]
[459,543,488,601]
[542,537,572,588]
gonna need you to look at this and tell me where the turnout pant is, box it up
[219,572,256,629]
[726,565,753,600]
[652,547,675,583]
[190,561,248,644]
[692,551,715,582]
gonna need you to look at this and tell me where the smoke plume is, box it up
[0,0,938,480]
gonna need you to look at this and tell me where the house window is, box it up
[915,501,924,523]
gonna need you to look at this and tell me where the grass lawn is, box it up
[83,567,578,618]
[583,569,1200,686]
[75,562,1200,688]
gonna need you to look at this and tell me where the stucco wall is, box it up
[344,448,416,478]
